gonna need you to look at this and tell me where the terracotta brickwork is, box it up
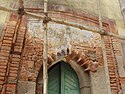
[0,5,124,94]
[21,38,99,81]
[0,18,17,94]
[20,37,43,81]
[0,13,27,94]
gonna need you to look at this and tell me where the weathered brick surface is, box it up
[19,11,122,94]
[0,19,17,94]
[104,36,120,92]
[0,13,27,94]
[6,84,16,93]
[6,18,27,94]
[0,6,124,94]
[20,37,43,81]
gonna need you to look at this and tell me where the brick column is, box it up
[0,14,27,94]
[0,20,17,94]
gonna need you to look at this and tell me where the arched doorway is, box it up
[36,59,91,94]
[48,61,80,94]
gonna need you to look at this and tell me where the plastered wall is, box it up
[0,0,125,36]
[0,0,11,37]
[47,0,125,35]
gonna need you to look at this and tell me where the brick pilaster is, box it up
[0,14,27,94]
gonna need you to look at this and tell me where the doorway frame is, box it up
[36,58,91,94]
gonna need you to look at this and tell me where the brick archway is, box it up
[17,8,119,93]
[36,58,91,94]
[0,3,120,94]
[35,48,98,94]
[48,49,98,72]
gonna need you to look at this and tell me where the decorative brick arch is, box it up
[48,49,98,72]
[0,3,120,94]
[36,57,92,94]
[35,48,98,93]
[21,4,108,84]
[33,47,98,77]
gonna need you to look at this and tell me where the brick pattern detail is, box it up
[20,35,101,82]
[0,20,17,94]
[104,36,120,92]
[17,14,121,94]
[20,37,43,81]
[0,14,27,94]
[0,6,123,94]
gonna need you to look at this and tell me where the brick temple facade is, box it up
[0,0,125,94]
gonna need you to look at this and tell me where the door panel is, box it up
[61,63,80,94]
[48,64,60,94]
[48,61,80,94]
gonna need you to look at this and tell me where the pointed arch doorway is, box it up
[48,61,80,94]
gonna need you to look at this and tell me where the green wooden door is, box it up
[48,61,80,94]
[48,63,60,94]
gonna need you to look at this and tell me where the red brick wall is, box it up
[20,37,43,81]
[0,13,27,94]
[0,6,123,94]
